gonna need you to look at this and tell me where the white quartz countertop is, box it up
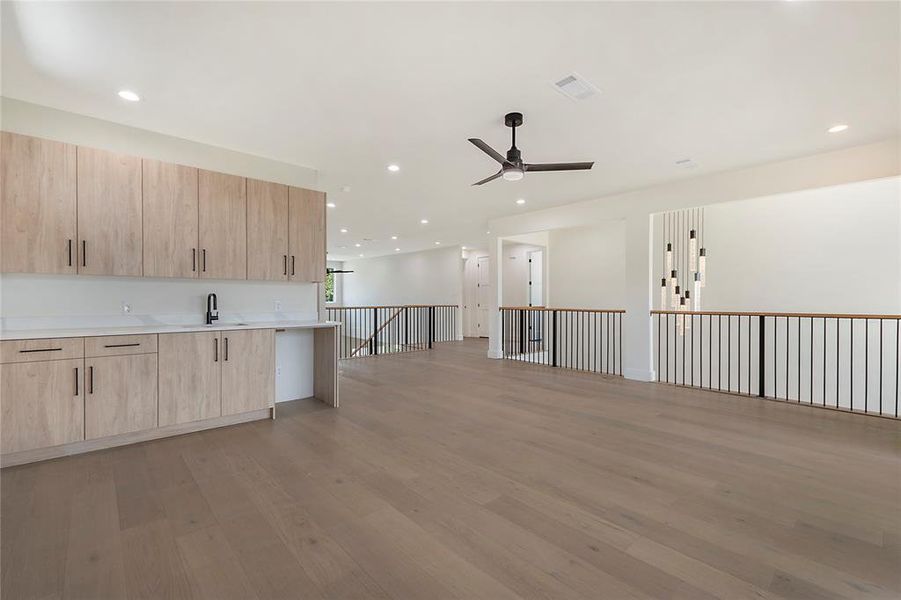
[0,320,340,341]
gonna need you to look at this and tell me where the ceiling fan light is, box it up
[502,168,524,182]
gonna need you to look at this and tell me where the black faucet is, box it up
[206,293,219,325]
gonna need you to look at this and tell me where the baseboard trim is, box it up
[1,408,272,468]
[623,368,656,382]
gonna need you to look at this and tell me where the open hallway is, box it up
[3,338,899,599]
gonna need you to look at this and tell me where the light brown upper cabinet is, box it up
[142,159,199,278]
[246,179,289,281]
[221,329,274,416]
[77,147,143,276]
[0,132,77,274]
[199,170,246,279]
[288,186,327,282]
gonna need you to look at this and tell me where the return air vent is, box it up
[553,73,600,101]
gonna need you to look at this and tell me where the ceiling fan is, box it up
[468,112,594,186]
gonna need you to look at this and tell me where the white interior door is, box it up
[477,256,490,338]
[528,250,543,307]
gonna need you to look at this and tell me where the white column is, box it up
[622,210,655,381]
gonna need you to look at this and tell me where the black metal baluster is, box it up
[728,315,732,392]
[787,316,790,401]
[718,315,722,390]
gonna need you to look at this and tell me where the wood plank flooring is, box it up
[2,338,900,599]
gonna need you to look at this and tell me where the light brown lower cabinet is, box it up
[84,353,158,439]
[158,331,221,426]
[221,329,274,415]
[0,358,84,453]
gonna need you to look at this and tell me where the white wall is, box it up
[342,246,463,308]
[501,242,543,307]
[652,177,901,313]
[487,138,901,380]
[547,221,626,310]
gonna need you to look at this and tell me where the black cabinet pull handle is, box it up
[203,249,207,272]
[214,337,219,362]
[103,343,140,348]
[192,248,197,272]
[67,239,72,267]
[74,367,79,396]
[82,240,86,267]
[19,347,62,353]
[283,254,287,275]
[291,255,295,276]
[89,366,94,394]
[224,337,229,361]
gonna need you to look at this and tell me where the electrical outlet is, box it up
[121,301,132,314]
[274,300,282,312]
[276,367,282,377]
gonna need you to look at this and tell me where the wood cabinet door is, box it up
[84,354,158,439]
[221,329,274,416]
[142,159,199,278]
[158,332,220,426]
[246,179,288,281]
[199,170,246,280]
[1,359,84,454]
[77,146,143,276]
[288,186,326,282]
[0,132,77,274]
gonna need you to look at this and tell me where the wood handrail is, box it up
[501,307,626,314]
[328,304,458,310]
[650,310,901,319]
[350,307,405,357]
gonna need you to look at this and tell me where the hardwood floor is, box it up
[2,338,899,599]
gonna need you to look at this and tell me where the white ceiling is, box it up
[2,1,898,261]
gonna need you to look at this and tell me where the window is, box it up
[325,270,335,303]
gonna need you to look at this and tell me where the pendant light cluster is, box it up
[660,208,708,336]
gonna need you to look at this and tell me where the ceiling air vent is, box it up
[553,73,599,101]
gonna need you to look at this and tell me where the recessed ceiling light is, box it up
[387,164,400,172]
[420,219,429,224]
[486,230,491,234]
[340,228,348,233]
[827,124,849,134]
[117,90,141,102]
[434,241,441,245]
[515,198,526,205]
[394,248,400,252]
[355,243,361,247]
[462,246,468,250]
[391,235,398,240]
[326,202,336,208]
[359,253,364,257]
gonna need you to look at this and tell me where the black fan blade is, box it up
[525,161,594,172]
[468,138,506,164]
[472,170,503,186]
